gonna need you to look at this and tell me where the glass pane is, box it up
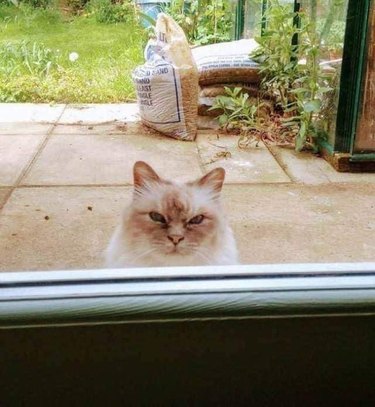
[0,0,373,277]
[242,0,349,147]
[304,0,349,146]
[243,0,263,38]
[243,0,295,39]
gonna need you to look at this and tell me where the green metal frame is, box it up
[335,0,372,154]
[235,0,245,39]
[261,0,268,35]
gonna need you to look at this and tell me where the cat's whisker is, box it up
[194,248,212,263]
[131,248,157,263]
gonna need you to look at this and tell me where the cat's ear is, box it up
[133,161,161,187]
[197,167,225,193]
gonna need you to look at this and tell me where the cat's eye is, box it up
[149,212,166,224]
[188,215,204,225]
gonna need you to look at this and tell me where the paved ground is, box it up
[0,103,374,272]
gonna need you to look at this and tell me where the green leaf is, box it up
[319,87,333,93]
[233,87,242,97]
[303,99,321,113]
[218,115,229,126]
[290,88,309,94]
[295,135,305,152]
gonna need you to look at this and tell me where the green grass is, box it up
[0,4,147,102]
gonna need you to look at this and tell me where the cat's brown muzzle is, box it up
[167,235,185,246]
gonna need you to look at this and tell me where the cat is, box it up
[105,161,238,268]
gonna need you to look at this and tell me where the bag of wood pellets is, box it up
[132,13,199,141]
[192,39,261,86]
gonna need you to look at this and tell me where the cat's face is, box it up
[125,161,225,260]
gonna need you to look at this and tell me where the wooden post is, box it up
[355,1,375,152]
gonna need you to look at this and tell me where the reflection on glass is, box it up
[305,0,349,145]
[242,0,349,146]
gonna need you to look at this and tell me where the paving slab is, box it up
[22,132,202,186]
[53,121,193,138]
[0,103,65,123]
[223,183,375,265]
[0,135,45,186]
[0,187,132,272]
[270,146,375,184]
[0,122,53,136]
[197,133,291,184]
[1,183,374,272]
[58,103,139,124]
[268,147,332,184]
[324,168,375,183]
[52,123,131,136]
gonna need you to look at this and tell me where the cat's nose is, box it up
[168,235,185,245]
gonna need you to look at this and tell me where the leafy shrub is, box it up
[89,0,136,24]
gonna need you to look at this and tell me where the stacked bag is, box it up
[191,39,262,116]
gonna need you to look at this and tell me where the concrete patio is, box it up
[0,103,374,272]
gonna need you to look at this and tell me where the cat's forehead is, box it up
[134,180,217,216]
[140,182,192,207]
[162,188,190,214]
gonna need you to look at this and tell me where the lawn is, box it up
[0,3,147,102]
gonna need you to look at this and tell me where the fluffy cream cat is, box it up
[105,161,238,268]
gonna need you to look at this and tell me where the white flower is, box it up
[69,52,79,62]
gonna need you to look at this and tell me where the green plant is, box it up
[210,87,271,147]
[251,0,302,108]
[89,0,136,24]
[0,40,61,76]
[284,37,333,151]
[162,0,233,45]
[211,87,258,128]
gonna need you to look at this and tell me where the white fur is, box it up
[105,220,238,268]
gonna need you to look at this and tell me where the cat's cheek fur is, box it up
[185,220,215,244]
